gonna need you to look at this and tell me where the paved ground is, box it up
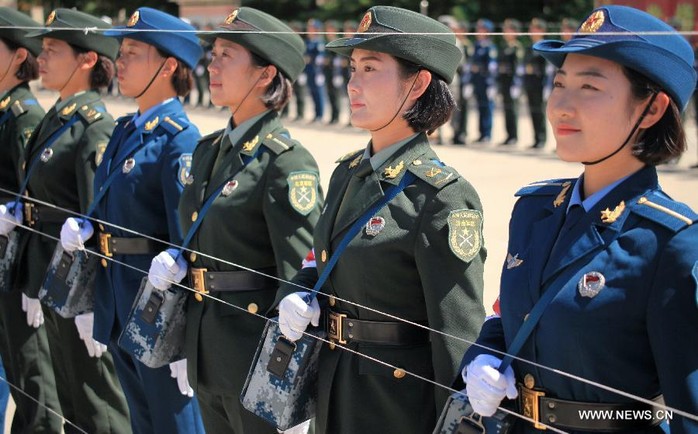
[4,90,697,432]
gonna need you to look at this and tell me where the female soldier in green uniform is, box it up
[0,8,61,433]
[146,7,323,434]
[277,6,485,434]
[2,9,130,433]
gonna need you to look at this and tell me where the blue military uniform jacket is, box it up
[93,98,200,344]
[461,165,698,433]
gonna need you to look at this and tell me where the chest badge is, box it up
[221,180,238,197]
[122,158,136,174]
[365,216,385,236]
[578,271,605,298]
[40,148,54,163]
[506,253,523,269]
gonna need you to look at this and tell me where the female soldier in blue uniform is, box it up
[146,8,322,433]
[459,6,698,433]
[276,6,486,434]
[0,9,131,433]
[60,7,205,434]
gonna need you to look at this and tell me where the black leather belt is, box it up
[98,232,163,257]
[326,310,429,345]
[519,383,665,431]
[189,267,277,295]
[23,203,66,227]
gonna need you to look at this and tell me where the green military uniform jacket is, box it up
[180,111,323,398]
[0,83,44,201]
[18,90,113,296]
[276,133,486,434]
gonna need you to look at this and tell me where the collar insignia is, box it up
[600,201,625,224]
[383,160,404,179]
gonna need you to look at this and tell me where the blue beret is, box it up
[477,19,494,32]
[104,7,203,70]
[534,5,697,110]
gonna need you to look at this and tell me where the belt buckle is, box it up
[327,311,347,345]
[520,384,546,430]
[23,202,35,226]
[190,268,208,295]
[99,233,112,257]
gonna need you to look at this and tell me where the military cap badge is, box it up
[358,12,372,33]
[127,11,140,27]
[225,10,239,25]
[580,10,604,33]
[46,10,56,26]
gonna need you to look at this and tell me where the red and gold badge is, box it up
[358,11,372,33]
[580,10,604,33]
[46,10,56,26]
[127,11,140,27]
[225,9,239,25]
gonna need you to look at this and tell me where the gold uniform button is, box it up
[328,296,336,307]
[321,250,327,262]
[524,373,535,389]
[194,293,203,302]
[189,252,197,262]
[393,368,406,379]
[99,223,105,231]
[328,342,336,350]
[247,303,258,314]
[101,258,108,268]
[191,211,198,222]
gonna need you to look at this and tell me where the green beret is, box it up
[25,8,119,60]
[199,7,305,82]
[0,8,42,56]
[325,6,462,83]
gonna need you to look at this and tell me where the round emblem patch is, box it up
[447,209,483,263]
[580,10,604,33]
[287,171,319,216]
[122,158,136,174]
[127,11,140,27]
[40,148,53,163]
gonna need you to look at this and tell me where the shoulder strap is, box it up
[174,145,268,259]
[307,172,417,303]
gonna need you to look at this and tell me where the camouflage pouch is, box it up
[433,390,514,434]
[117,277,187,368]
[38,245,97,318]
[0,231,19,292]
[240,318,325,431]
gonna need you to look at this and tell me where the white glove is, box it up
[278,292,320,342]
[21,293,44,329]
[486,85,497,100]
[170,359,193,397]
[148,248,187,291]
[60,218,94,252]
[75,312,107,358]
[463,354,518,416]
[0,201,22,236]
[463,84,474,99]
[510,85,522,99]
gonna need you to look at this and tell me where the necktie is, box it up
[548,204,585,262]
[336,158,373,221]
[211,134,233,175]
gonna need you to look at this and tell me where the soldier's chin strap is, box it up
[134,59,167,100]
[370,71,420,133]
[230,67,268,125]
[582,91,658,166]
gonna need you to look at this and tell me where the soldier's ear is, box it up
[161,57,179,77]
[14,47,28,65]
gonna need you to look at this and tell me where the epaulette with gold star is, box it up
[335,148,363,164]
[408,159,460,189]
[630,191,697,233]
[515,178,576,198]
[262,132,296,155]
[76,103,106,124]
